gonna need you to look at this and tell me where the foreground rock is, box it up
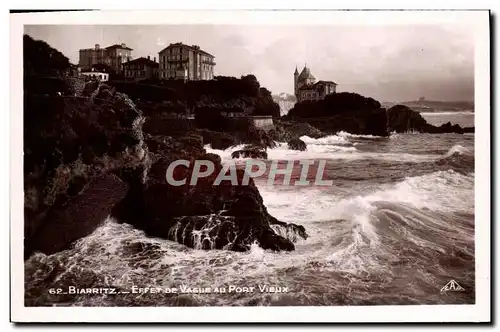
[26,174,128,257]
[387,104,474,134]
[231,145,268,159]
[287,138,307,151]
[24,82,146,259]
[198,129,240,150]
[112,130,307,252]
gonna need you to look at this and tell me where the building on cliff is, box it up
[80,68,109,82]
[122,56,159,81]
[79,43,133,74]
[158,43,215,81]
[294,65,337,102]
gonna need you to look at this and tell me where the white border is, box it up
[10,10,491,323]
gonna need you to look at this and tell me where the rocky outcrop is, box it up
[26,174,128,256]
[387,105,475,134]
[143,116,195,138]
[267,121,323,142]
[198,129,240,150]
[24,84,147,259]
[112,136,304,252]
[286,92,389,137]
[287,138,307,151]
[231,145,268,159]
[269,218,309,243]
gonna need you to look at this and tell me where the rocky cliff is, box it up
[285,92,389,137]
[23,35,307,258]
[387,104,474,134]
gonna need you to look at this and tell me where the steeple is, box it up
[294,66,299,75]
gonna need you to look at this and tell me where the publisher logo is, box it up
[440,280,465,292]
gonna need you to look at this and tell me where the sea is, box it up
[25,111,475,306]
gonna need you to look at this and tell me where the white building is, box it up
[80,71,109,82]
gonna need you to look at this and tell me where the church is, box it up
[294,65,337,102]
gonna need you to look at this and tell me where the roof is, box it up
[299,81,338,91]
[158,42,214,57]
[315,80,338,85]
[297,65,315,82]
[105,44,133,51]
[123,57,159,68]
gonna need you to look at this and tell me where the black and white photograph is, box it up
[10,9,490,323]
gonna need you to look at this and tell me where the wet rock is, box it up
[26,174,128,256]
[387,105,474,134]
[269,218,309,243]
[113,135,301,252]
[281,121,324,139]
[231,145,268,159]
[24,82,146,259]
[197,129,239,150]
[287,138,307,151]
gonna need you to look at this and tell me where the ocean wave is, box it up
[259,169,474,225]
[365,169,474,213]
[206,142,441,163]
[257,168,474,275]
[442,144,472,158]
[300,134,351,145]
[336,131,387,139]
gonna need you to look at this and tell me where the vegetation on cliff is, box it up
[109,74,280,118]
[24,34,72,76]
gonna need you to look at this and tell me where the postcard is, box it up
[10,9,491,323]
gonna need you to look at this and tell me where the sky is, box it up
[24,24,475,102]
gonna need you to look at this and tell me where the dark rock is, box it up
[387,105,474,134]
[26,174,128,257]
[269,217,309,243]
[113,136,303,252]
[286,92,389,137]
[143,117,195,137]
[243,127,277,148]
[287,138,307,151]
[283,122,323,139]
[231,145,268,159]
[197,129,239,150]
[386,104,430,133]
[24,82,146,259]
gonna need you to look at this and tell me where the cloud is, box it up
[156,37,166,47]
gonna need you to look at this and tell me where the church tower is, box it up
[294,66,299,97]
